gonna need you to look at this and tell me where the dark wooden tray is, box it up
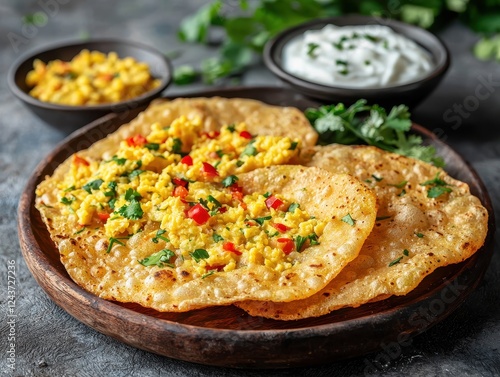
[18,87,495,368]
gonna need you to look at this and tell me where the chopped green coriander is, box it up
[265,230,279,237]
[372,174,383,182]
[308,233,320,246]
[294,235,308,252]
[83,179,104,194]
[227,124,236,133]
[128,169,144,180]
[212,233,224,242]
[145,143,160,151]
[263,192,271,198]
[64,185,76,192]
[124,188,142,201]
[399,189,407,197]
[172,138,183,154]
[222,175,239,188]
[202,270,216,279]
[152,229,170,244]
[74,227,86,235]
[388,256,403,267]
[236,160,244,167]
[117,200,143,220]
[254,216,272,226]
[139,249,175,268]
[60,196,75,205]
[190,248,209,262]
[241,144,257,157]
[111,156,127,165]
[288,202,300,213]
[388,180,407,188]
[289,141,298,150]
[415,232,424,238]
[403,249,409,256]
[376,215,391,221]
[336,59,348,66]
[420,172,453,198]
[106,236,129,253]
[341,213,356,226]
[307,42,320,58]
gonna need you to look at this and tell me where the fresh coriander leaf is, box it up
[202,270,216,279]
[222,175,239,187]
[308,233,320,245]
[388,256,403,267]
[294,235,308,252]
[117,200,143,220]
[128,170,144,180]
[307,42,319,58]
[74,227,86,235]
[253,216,272,226]
[177,0,222,43]
[152,229,170,244]
[415,232,424,238]
[190,248,209,262]
[145,143,160,151]
[83,179,103,194]
[289,141,298,150]
[124,188,142,201]
[111,156,127,165]
[240,144,257,157]
[288,203,300,213]
[341,213,356,226]
[212,233,224,242]
[173,65,198,85]
[172,138,183,154]
[236,160,244,167]
[106,236,129,253]
[263,192,271,198]
[64,185,75,192]
[388,180,407,188]
[403,249,410,256]
[60,196,75,205]
[427,186,453,198]
[139,249,175,268]
[372,174,383,182]
[227,124,236,133]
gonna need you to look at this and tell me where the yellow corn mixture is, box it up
[37,117,326,276]
[26,49,161,105]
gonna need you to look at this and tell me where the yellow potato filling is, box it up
[38,116,325,275]
[26,49,161,105]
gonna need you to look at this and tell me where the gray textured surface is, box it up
[1,1,499,376]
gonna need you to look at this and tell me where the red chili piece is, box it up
[272,223,289,233]
[172,178,188,187]
[180,155,193,166]
[265,195,284,210]
[96,212,110,223]
[239,131,253,139]
[201,162,219,177]
[73,154,89,166]
[173,186,188,199]
[126,134,147,147]
[277,238,294,255]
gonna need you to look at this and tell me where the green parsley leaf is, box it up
[222,175,239,188]
[83,179,104,194]
[190,248,209,262]
[138,249,175,268]
[341,213,356,226]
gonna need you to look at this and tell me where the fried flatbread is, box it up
[237,145,489,320]
[38,165,376,311]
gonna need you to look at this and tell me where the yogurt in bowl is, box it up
[282,24,434,88]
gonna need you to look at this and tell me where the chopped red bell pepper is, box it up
[272,223,289,233]
[202,131,220,139]
[239,130,253,139]
[277,237,294,255]
[96,212,110,223]
[265,195,284,210]
[187,203,210,225]
[126,134,147,147]
[180,155,193,166]
[173,186,188,199]
[73,154,89,166]
[223,241,242,255]
[206,264,225,271]
[172,178,188,187]
[201,162,219,177]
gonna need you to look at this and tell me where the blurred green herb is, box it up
[176,1,500,84]
[305,100,445,167]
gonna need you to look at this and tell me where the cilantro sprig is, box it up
[305,100,444,167]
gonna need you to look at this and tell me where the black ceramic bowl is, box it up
[264,15,450,109]
[8,39,172,130]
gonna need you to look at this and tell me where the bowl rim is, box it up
[263,15,451,94]
[7,38,172,111]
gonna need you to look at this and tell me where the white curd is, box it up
[282,24,434,88]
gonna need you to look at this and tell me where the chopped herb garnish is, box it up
[388,256,403,267]
[336,59,348,66]
[222,175,239,188]
[212,233,224,242]
[399,189,407,197]
[60,196,75,205]
[288,202,300,213]
[64,186,75,192]
[420,172,452,198]
[172,138,183,154]
[403,249,409,256]
[294,235,308,252]
[289,141,298,150]
[388,180,407,188]
[364,34,381,43]
[108,198,117,210]
[263,192,271,198]
[236,160,244,167]
[376,215,391,221]
[307,42,319,58]
[202,270,216,279]
[227,124,236,133]
[139,249,175,268]
[124,188,142,201]
[74,227,86,235]
[341,213,356,226]
[372,174,383,182]
[106,236,129,253]
[83,179,104,194]
[117,200,143,220]
[128,169,144,180]
[415,232,424,238]
[241,144,257,157]
[190,248,209,262]
[265,230,280,237]
[152,229,170,244]
[145,143,160,151]
[104,181,118,197]
[253,216,272,226]
[216,149,224,158]
[111,156,127,165]
[308,233,320,246]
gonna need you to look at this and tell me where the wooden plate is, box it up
[18,87,495,368]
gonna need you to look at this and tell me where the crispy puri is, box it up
[237,145,489,320]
